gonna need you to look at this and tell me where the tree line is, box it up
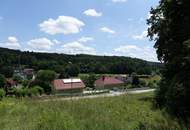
[0,47,162,76]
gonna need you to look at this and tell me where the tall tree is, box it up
[147,0,190,121]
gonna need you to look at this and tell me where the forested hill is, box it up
[0,47,162,75]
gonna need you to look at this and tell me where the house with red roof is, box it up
[94,76,124,89]
[53,78,85,94]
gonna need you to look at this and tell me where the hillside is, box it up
[0,47,162,74]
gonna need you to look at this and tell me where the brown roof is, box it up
[53,79,85,91]
[95,76,124,87]
[6,79,17,86]
[24,69,34,75]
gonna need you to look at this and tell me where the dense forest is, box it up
[0,47,161,75]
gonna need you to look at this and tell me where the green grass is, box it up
[140,75,161,84]
[0,92,187,130]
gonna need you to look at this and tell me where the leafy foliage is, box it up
[0,66,13,78]
[147,0,190,121]
[0,89,5,100]
[0,74,6,88]
[36,70,56,82]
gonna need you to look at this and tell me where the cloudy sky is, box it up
[0,0,159,62]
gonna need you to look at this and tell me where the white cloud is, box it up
[100,27,115,34]
[83,9,102,17]
[59,41,96,55]
[78,37,94,43]
[114,44,157,61]
[27,38,54,50]
[132,31,147,40]
[112,0,127,3]
[0,36,21,49]
[39,16,85,35]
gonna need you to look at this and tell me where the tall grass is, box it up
[0,93,187,130]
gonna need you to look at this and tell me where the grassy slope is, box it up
[0,93,186,130]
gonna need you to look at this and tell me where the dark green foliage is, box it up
[132,73,140,87]
[36,70,56,82]
[13,75,23,83]
[0,89,5,100]
[32,86,44,95]
[22,80,30,87]
[0,66,13,78]
[35,70,55,94]
[29,80,52,94]
[0,47,162,75]
[0,74,6,88]
[12,86,44,97]
[148,0,190,121]
[83,73,97,89]
[139,80,147,87]
[13,88,28,97]
[59,64,80,78]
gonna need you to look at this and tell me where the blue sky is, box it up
[0,0,159,62]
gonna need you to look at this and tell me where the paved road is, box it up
[41,88,155,102]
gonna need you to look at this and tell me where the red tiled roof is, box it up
[95,76,124,87]
[53,79,85,91]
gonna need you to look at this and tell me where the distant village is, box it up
[0,66,159,98]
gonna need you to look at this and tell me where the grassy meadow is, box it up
[0,92,187,130]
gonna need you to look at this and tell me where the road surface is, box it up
[41,88,155,102]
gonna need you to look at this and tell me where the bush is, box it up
[0,89,5,100]
[29,87,39,96]
[139,80,147,87]
[147,81,157,88]
[13,75,23,83]
[13,88,28,97]
[0,74,6,89]
[126,83,133,89]
[36,70,56,82]
[29,80,52,94]
[22,80,30,87]
[34,86,44,95]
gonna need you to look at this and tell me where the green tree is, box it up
[63,64,80,78]
[36,70,56,82]
[13,75,23,83]
[147,0,190,120]
[86,73,96,89]
[0,74,6,88]
[0,66,13,78]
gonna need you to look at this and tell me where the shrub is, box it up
[29,87,39,96]
[13,88,28,97]
[132,76,140,87]
[0,89,5,100]
[13,75,23,83]
[126,83,132,89]
[139,80,147,87]
[147,81,157,88]
[29,80,52,94]
[22,80,30,87]
[0,74,6,89]
[33,86,44,95]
